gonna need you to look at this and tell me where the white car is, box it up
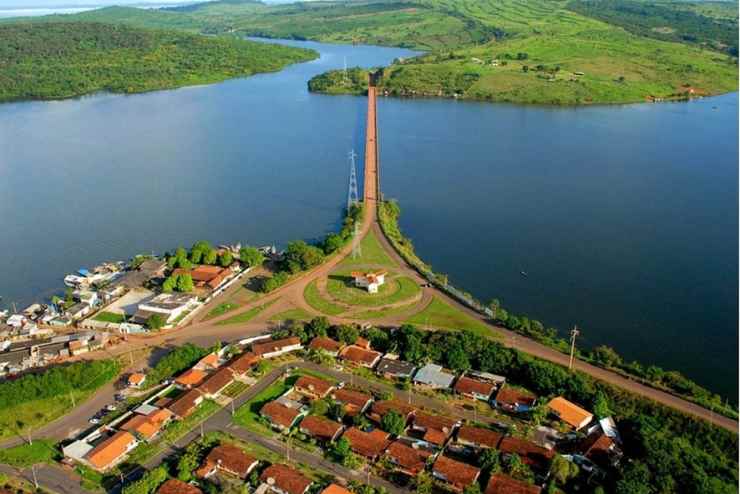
[106,404,117,412]
[89,417,100,425]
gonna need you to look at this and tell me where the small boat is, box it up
[520,270,528,277]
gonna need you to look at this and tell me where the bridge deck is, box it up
[364,86,378,205]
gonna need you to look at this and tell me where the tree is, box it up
[380,410,405,436]
[147,314,165,330]
[219,252,233,267]
[239,246,265,268]
[479,448,501,475]
[323,233,344,254]
[330,436,352,463]
[592,390,612,419]
[592,345,622,367]
[122,465,168,494]
[615,462,652,494]
[328,401,346,422]
[176,273,194,292]
[335,324,359,345]
[310,398,330,416]
[305,317,329,340]
[283,240,324,273]
[162,276,176,293]
[505,453,534,483]
[415,472,433,494]
[447,345,471,371]
[550,455,579,485]
[177,442,204,482]
[463,484,481,494]
[203,249,218,265]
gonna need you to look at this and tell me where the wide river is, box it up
[0,39,736,400]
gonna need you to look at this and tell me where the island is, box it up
[0,22,317,103]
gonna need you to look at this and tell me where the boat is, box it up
[520,270,528,277]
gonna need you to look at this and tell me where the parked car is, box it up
[106,404,117,412]
[89,417,100,425]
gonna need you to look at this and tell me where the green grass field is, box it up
[205,302,239,319]
[93,311,125,323]
[0,439,59,467]
[268,308,313,322]
[217,299,277,325]
[405,296,495,337]
[340,230,397,267]
[349,300,425,320]
[304,280,346,316]
[232,377,293,433]
[326,270,420,307]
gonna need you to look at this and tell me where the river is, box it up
[0,39,736,400]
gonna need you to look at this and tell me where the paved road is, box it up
[0,463,84,494]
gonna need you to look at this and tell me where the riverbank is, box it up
[0,22,317,103]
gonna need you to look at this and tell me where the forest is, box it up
[0,22,316,102]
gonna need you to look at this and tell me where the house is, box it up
[228,351,260,378]
[342,427,391,460]
[261,400,305,431]
[167,389,204,419]
[367,400,416,424]
[128,373,147,388]
[331,388,373,416]
[308,337,343,356]
[320,484,352,494]
[68,339,89,356]
[196,444,259,479]
[493,386,537,413]
[498,436,554,476]
[198,367,235,398]
[299,415,344,443]
[120,409,173,441]
[485,474,541,494]
[580,432,622,467]
[85,431,138,471]
[294,375,334,399]
[253,337,302,358]
[454,375,495,401]
[338,345,381,368]
[133,293,198,325]
[384,440,432,476]
[194,352,221,371]
[175,368,208,389]
[454,426,503,452]
[410,412,459,447]
[157,479,203,494]
[173,265,231,290]
[66,302,92,321]
[351,270,387,293]
[376,357,416,380]
[547,397,593,430]
[354,337,371,349]
[431,455,480,493]
[413,364,455,389]
[260,464,313,494]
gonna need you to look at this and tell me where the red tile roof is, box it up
[342,427,391,459]
[456,426,503,449]
[331,388,373,415]
[580,433,615,465]
[368,400,415,422]
[498,436,554,472]
[495,387,536,407]
[454,376,495,397]
[432,456,480,492]
[157,479,203,494]
[485,474,541,494]
[299,415,343,442]
[128,373,146,386]
[175,368,208,388]
[228,352,260,375]
[167,389,203,418]
[86,431,136,470]
[308,337,342,353]
[295,375,334,398]
[253,337,301,356]
[260,464,312,494]
[385,441,431,476]
[196,444,257,479]
[261,401,301,429]
[120,414,161,440]
[320,484,352,494]
[339,345,381,365]
[173,266,229,289]
[198,367,234,396]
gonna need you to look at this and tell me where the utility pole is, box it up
[568,326,580,371]
[69,390,76,408]
[31,465,38,489]
[230,399,235,416]
[200,423,204,439]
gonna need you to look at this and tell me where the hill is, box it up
[0,21,317,103]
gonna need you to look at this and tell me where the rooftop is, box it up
[260,464,312,494]
[547,397,593,429]
[498,436,554,472]
[228,351,260,375]
[385,440,431,475]
[495,386,536,406]
[454,376,495,397]
[295,375,334,397]
[342,427,391,458]
[198,444,257,479]
[331,388,373,414]
[157,479,203,494]
[308,337,343,353]
[413,364,455,388]
[299,415,343,441]
[369,400,416,420]
[339,345,381,365]
[86,431,136,470]
[198,367,234,396]
[376,358,416,377]
[167,388,203,418]
[457,426,503,449]
[320,484,352,494]
[432,455,480,491]
[175,368,208,387]
[485,474,541,494]
[261,400,302,428]
[253,337,302,356]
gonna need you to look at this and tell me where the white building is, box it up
[133,293,199,325]
[351,270,387,293]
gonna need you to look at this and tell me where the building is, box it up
[485,474,541,494]
[175,368,208,389]
[376,357,416,380]
[196,444,259,479]
[261,400,305,431]
[367,400,416,424]
[342,427,391,460]
[454,375,495,401]
[194,352,221,371]
[253,337,302,358]
[133,293,198,325]
[66,302,92,321]
[68,339,89,356]
[157,479,203,494]
[580,432,622,467]
[410,412,459,447]
[260,464,313,494]
[331,388,373,416]
[493,387,536,413]
[228,351,260,378]
[294,375,334,399]
[498,436,554,476]
[167,389,204,419]
[120,409,173,441]
[338,345,381,368]
[128,373,147,388]
[384,440,432,476]
[299,415,344,443]
[198,367,235,398]
[308,337,343,356]
[413,364,455,389]
[85,431,138,471]
[351,270,387,293]
[547,397,593,430]
[320,485,352,494]
[454,426,503,452]
[173,265,231,290]
[432,455,480,493]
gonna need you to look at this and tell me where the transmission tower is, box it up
[347,149,359,211]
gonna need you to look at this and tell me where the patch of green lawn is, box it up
[93,311,125,323]
[217,299,277,325]
[349,300,425,320]
[0,439,59,467]
[340,230,397,267]
[233,379,292,433]
[206,302,239,319]
[303,280,346,316]
[268,308,313,322]
[405,296,495,338]
[327,271,420,307]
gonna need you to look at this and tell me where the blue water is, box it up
[0,39,736,400]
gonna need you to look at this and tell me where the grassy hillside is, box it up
[0,21,316,102]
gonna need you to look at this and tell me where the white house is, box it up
[133,293,199,325]
[351,270,387,293]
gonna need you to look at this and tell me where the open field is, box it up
[217,299,277,325]
[327,270,420,307]
[406,296,495,337]
[0,439,59,467]
[304,280,346,316]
